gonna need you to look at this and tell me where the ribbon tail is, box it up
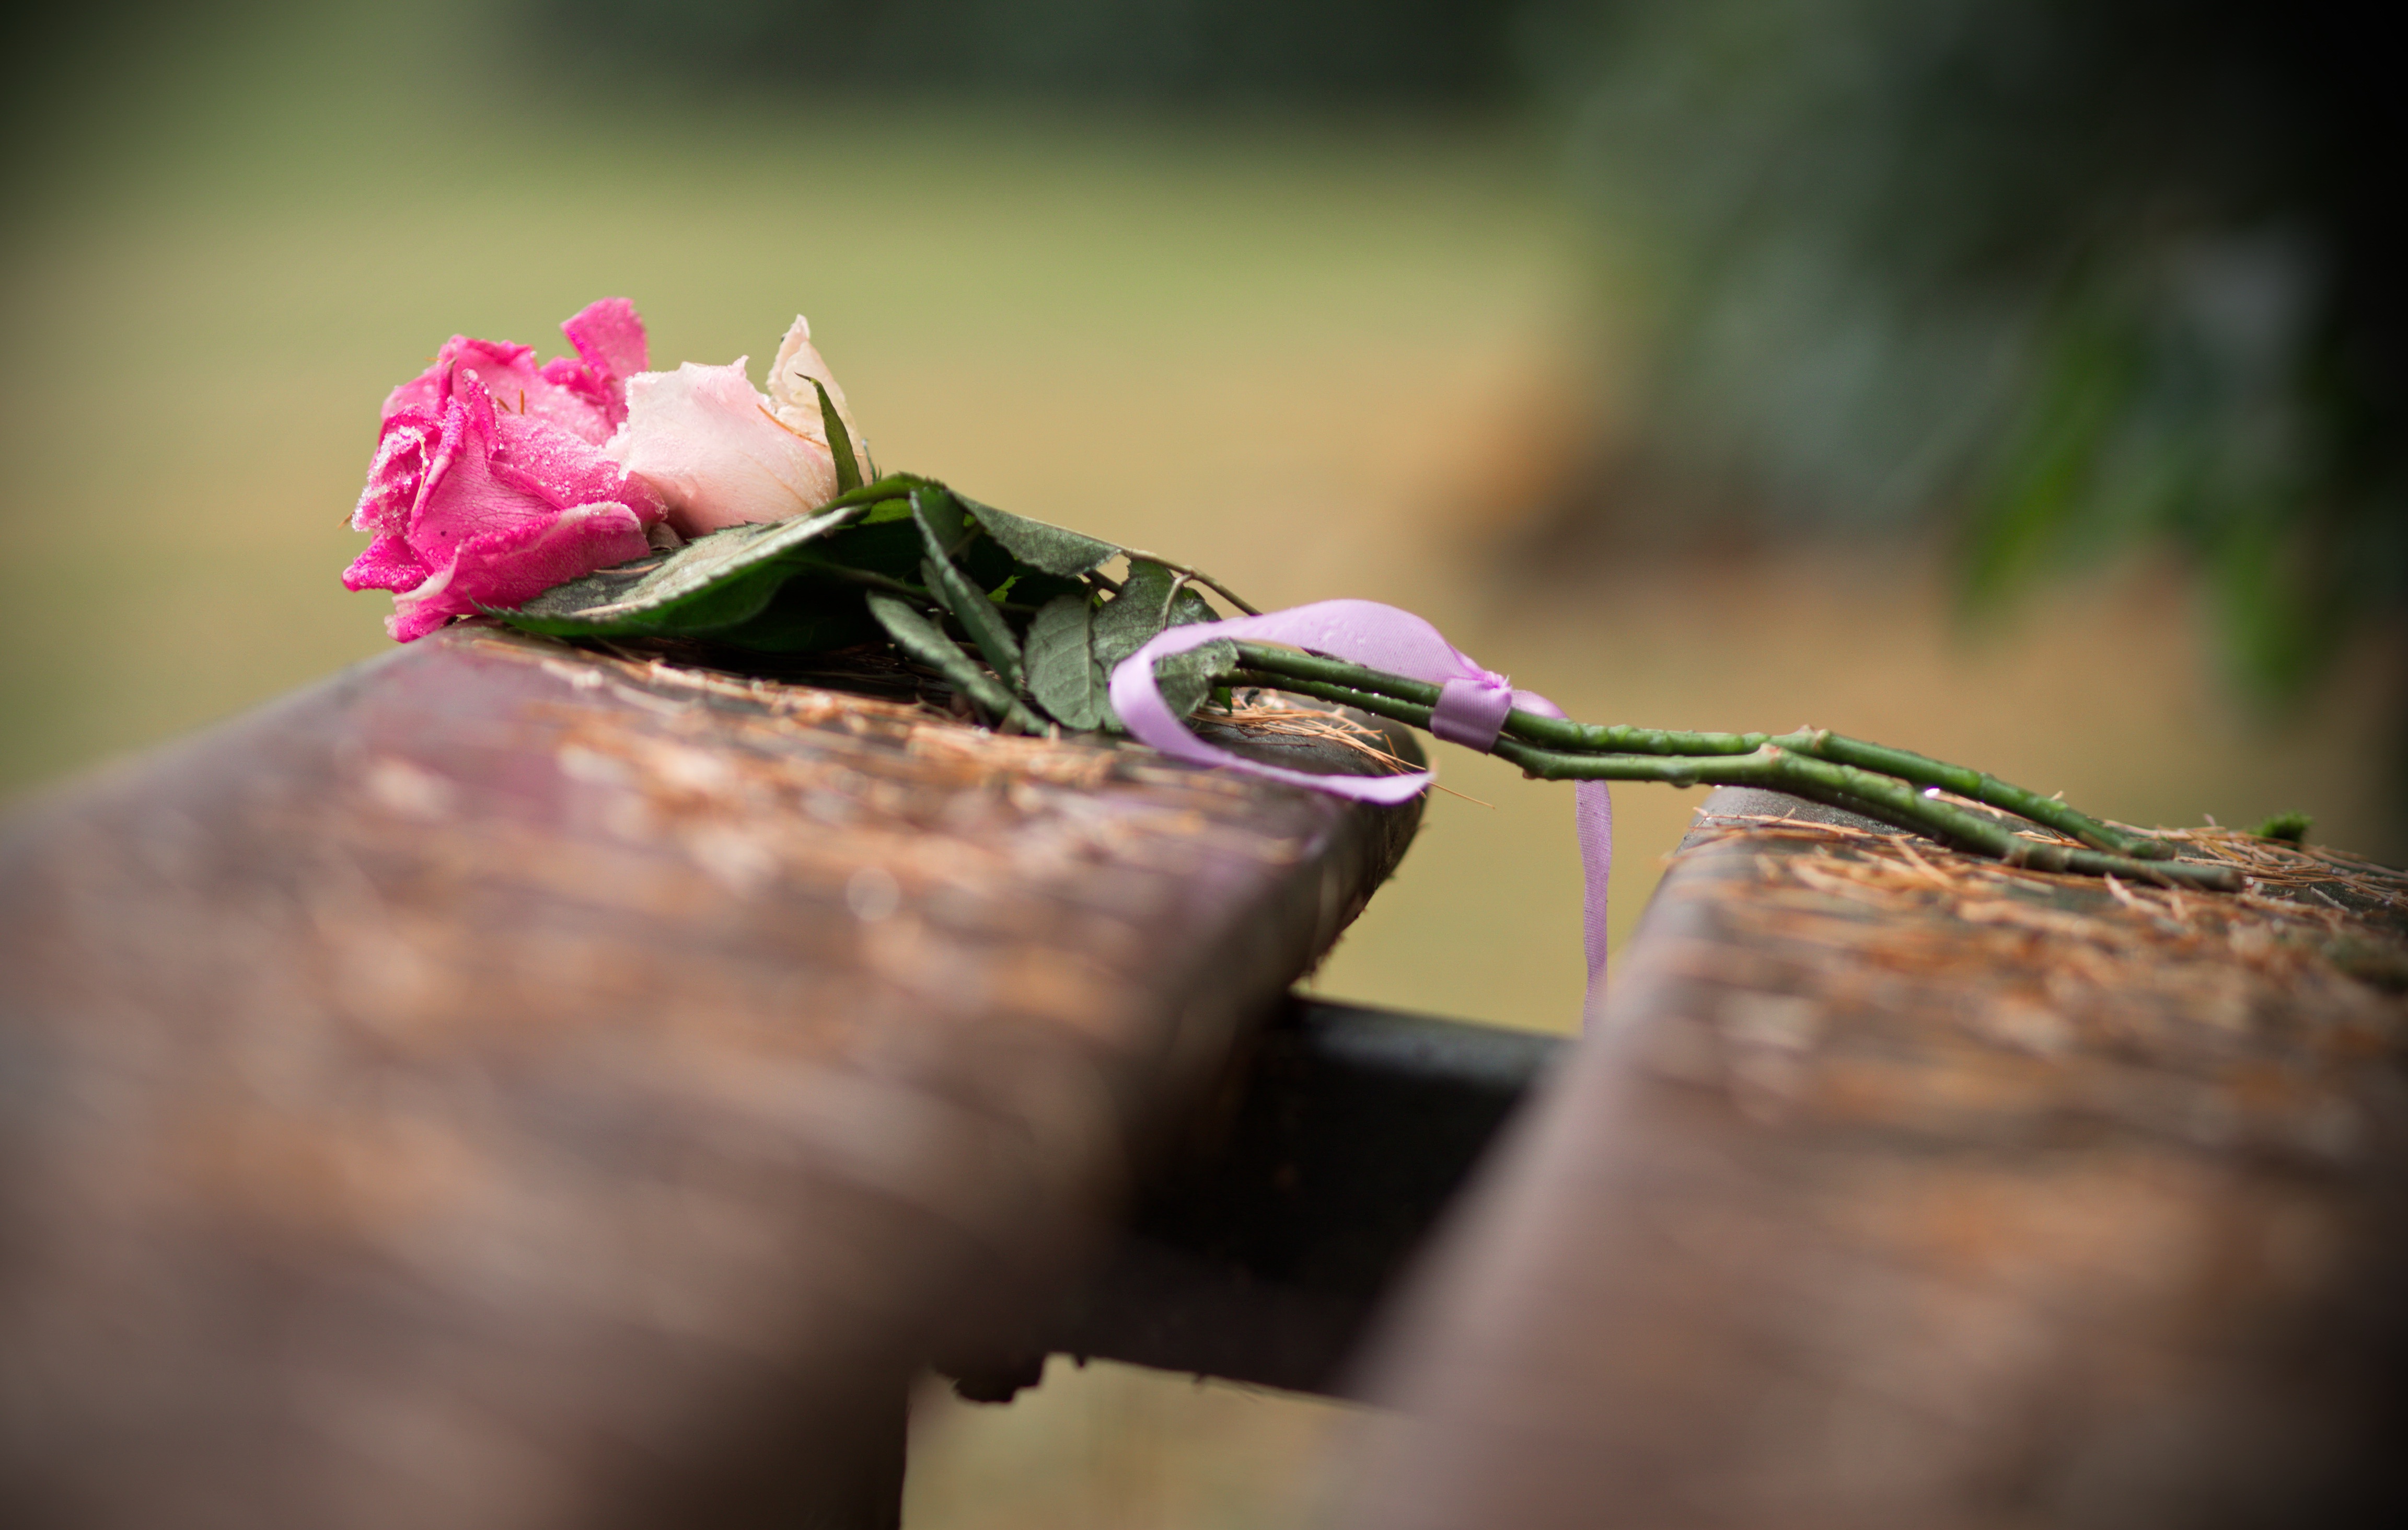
[1575,780,1613,1014]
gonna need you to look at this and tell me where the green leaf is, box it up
[2251,810,2313,844]
[1155,637,1240,721]
[1003,569,1091,613]
[1090,559,1225,730]
[823,472,935,513]
[866,592,1041,733]
[694,580,879,652]
[491,502,863,637]
[1090,559,1175,677]
[923,559,1026,685]
[1091,559,1217,674]
[911,487,1024,685]
[955,493,1120,579]
[1023,594,1108,730]
[809,375,864,497]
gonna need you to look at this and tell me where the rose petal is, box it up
[562,297,648,391]
[765,313,864,455]
[488,408,666,524]
[352,411,439,533]
[446,342,615,446]
[537,354,615,433]
[378,334,612,443]
[609,359,839,536]
[381,369,443,421]
[396,374,661,607]
[406,385,534,558]
[341,532,431,594]
[385,501,650,642]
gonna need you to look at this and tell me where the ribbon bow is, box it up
[1109,600,1613,1001]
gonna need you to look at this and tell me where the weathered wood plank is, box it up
[1345,787,2408,1529]
[0,625,1419,1529]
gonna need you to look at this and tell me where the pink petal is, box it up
[381,369,443,420]
[352,411,439,532]
[385,502,649,642]
[448,349,613,447]
[537,353,617,432]
[341,532,431,593]
[610,360,839,537]
[406,379,559,558]
[562,297,647,390]
[379,337,525,421]
[489,409,666,524]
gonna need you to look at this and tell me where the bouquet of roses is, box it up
[344,297,2251,940]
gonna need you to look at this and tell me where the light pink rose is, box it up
[344,298,668,641]
[607,314,865,537]
[766,314,866,457]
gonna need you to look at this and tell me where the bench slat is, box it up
[0,626,1420,1529]
[1346,786,2408,1529]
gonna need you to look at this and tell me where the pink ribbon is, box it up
[1108,599,1613,995]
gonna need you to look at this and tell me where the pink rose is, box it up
[344,298,668,642]
[607,314,867,537]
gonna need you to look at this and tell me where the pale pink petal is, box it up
[765,313,865,455]
[341,532,430,594]
[385,502,649,642]
[609,360,839,536]
[562,297,648,389]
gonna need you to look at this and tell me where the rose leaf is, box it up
[1154,638,1241,722]
[490,501,864,637]
[955,493,1120,579]
[1023,594,1108,730]
[866,593,1042,733]
[808,375,865,497]
[911,488,1025,686]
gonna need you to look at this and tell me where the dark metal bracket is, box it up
[944,994,1565,1402]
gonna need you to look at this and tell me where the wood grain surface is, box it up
[0,625,1421,1530]
[1344,787,2408,1530]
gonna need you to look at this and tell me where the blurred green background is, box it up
[4,2,2400,1524]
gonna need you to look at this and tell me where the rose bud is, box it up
[606,314,864,537]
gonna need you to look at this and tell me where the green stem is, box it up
[1121,554,1263,616]
[1229,665,2237,892]
[1232,643,2166,860]
[1770,730,2168,859]
[1235,645,1767,755]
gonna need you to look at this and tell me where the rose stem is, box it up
[1117,554,1264,616]
[1226,661,2233,890]
[1231,643,2166,861]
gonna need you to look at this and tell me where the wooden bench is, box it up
[8,635,2405,1527]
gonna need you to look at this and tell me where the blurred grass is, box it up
[905,1361,1357,1529]
[4,5,2403,1528]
